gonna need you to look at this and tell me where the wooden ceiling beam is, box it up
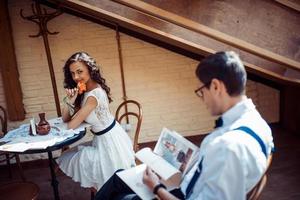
[113,0,300,73]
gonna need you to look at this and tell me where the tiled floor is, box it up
[0,124,299,200]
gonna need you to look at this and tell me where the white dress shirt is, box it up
[180,98,274,200]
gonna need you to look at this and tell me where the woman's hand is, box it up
[65,88,79,104]
[143,166,160,191]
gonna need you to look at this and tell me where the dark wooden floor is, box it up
[260,124,300,200]
[0,124,299,200]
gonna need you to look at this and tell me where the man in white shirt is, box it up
[95,51,274,200]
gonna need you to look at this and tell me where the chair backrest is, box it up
[115,100,142,152]
[0,181,39,200]
[247,154,273,200]
[0,105,26,181]
[247,175,267,200]
[0,105,8,135]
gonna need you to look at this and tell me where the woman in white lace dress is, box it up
[57,52,135,190]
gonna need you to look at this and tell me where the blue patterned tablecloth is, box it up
[0,117,89,152]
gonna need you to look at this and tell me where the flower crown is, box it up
[71,52,99,71]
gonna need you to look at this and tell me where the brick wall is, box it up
[1,0,279,160]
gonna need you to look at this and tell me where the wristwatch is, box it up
[153,183,167,195]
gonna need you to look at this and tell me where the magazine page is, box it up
[117,164,155,200]
[135,147,180,181]
[153,128,199,175]
[116,128,199,200]
[117,163,180,200]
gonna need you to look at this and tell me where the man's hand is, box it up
[143,166,180,200]
[142,166,160,191]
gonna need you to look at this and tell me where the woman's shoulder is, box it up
[86,87,108,101]
[86,87,103,95]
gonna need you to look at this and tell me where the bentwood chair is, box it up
[247,154,273,200]
[0,105,25,181]
[115,99,143,152]
[0,106,40,200]
[0,181,39,200]
[247,175,267,200]
[90,100,143,200]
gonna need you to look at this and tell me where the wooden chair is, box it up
[0,181,39,200]
[247,154,273,200]
[90,100,143,200]
[0,105,25,181]
[115,99,143,152]
[0,106,40,200]
[247,175,267,200]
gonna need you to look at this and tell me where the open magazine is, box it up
[117,128,199,199]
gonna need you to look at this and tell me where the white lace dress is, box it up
[57,87,136,190]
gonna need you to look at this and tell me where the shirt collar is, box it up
[220,98,255,127]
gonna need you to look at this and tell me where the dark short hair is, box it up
[196,51,246,96]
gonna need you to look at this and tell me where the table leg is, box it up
[48,151,60,200]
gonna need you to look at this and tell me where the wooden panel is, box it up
[0,0,25,121]
[275,0,300,12]
[42,0,300,86]
[113,0,300,72]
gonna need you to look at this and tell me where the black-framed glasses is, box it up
[194,83,209,98]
